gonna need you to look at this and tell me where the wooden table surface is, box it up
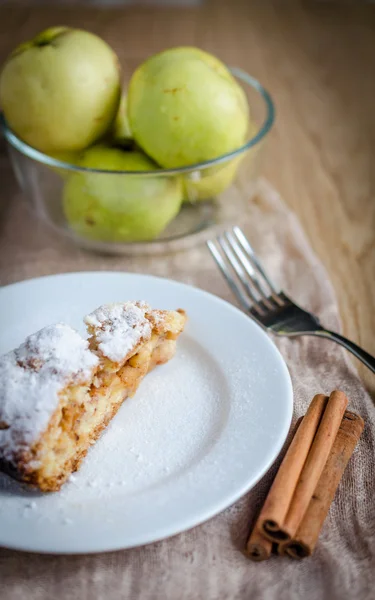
[0,0,374,392]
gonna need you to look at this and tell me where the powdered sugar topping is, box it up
[0,324,98,464]
[85,302,152,363]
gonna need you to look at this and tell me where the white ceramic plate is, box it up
[0,272,293,554]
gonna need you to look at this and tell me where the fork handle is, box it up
[312,330,375,374]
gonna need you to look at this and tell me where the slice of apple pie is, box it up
[0,302,186,492]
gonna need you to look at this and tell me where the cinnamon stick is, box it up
[259,395,328,543]
[280,390,348,540]
[245,417,303,559]
[246,526,273,561]
[280,410,364,559]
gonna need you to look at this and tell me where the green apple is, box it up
[47,149,82,179]
[111,94,133,147]
[127,47,249,169]
[63,145,183,242]
[183,120,256,201]
[49,150,81,165]
[0,27,121,153]
[161,47,248,116]
[151,47,248,201]
[183,156,242,202]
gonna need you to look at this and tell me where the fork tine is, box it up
[224,231,276,310]
[207,241,253,312]
[217,235,260,305]
[233,226,280,296]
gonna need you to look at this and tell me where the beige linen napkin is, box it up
[0,168,374,600]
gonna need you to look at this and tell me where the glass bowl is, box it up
[1,68,274,255]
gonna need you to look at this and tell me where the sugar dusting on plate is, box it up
[59,336,226,499]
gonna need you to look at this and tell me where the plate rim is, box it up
[0,271,294,554]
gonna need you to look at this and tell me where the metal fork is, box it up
[207,226,375,374]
